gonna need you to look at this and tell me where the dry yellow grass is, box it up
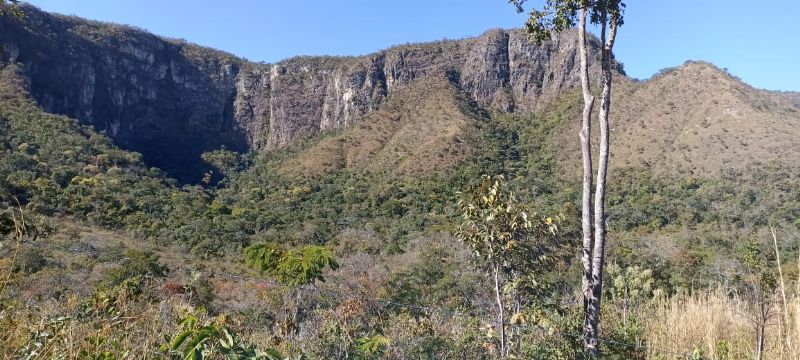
[279,76,484,180]
[645,290,799,360]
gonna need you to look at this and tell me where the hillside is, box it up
[1,4,800,359]
[5,5,797,186]
[783,91,800,108]
[548,61,800,180]
[0,4,611,181]
[280,76,486,179]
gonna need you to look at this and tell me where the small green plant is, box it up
[163,312,283,360]
[15,315,71,360]
[690,346,708,360]
[78,336,130,360]
[355,334,390,359]
[715,340,730,360]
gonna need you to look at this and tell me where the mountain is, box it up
[279,76,486,179]
[0,4,613,182]
[549,61,800,180]
[2,5,800,358]
[2,3,798,233]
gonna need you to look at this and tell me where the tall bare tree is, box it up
[509,0,625,356]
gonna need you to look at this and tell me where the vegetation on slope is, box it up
[1,54,800,358]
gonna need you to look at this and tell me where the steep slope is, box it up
[0,6,251,182]
[3,5,795,188]
[0,5,611,181]
[264,28,612,149]
[550,61,800,180]
[0,63,176,227]
[279,76,485,179]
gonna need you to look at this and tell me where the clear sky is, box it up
[24,0,799,91]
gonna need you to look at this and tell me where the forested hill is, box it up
[2,3,800,358]
[1,0,798,294]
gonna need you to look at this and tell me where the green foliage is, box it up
[690,346,709,360]
[0,0,21,18]
[455,175,559,273]
[202,148,243,174]
[454,174,563,357]
[355,334,390,359]
[510,0,625,44]
[0,65,177,233]
[605,263,654,304]
[163,313,283,360]
[14,315,71,359]
[734,236,779,301]
[97,249,166,289]
[521,310,584,359]
[3,18,800,358]
[11,247,46,274]
[603,317,646,360]
[78,336,131,360]
[244,243,338,286]
[382,244,483,311]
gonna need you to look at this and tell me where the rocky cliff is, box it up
[0,5,612,181]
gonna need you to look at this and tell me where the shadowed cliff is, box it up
[0,4,613,182]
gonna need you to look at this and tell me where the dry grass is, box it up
[279,76,485,179]
[645,290,800,359]
[551,61,800,181]
[0,295,178,359]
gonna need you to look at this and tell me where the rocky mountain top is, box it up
[0,4,612,182]
[1,5,797,184]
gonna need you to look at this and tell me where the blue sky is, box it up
[25,0,798,91]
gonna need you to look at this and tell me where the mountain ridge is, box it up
[2,4,798,185]
[545,60,800,182]
[1,4,608,181]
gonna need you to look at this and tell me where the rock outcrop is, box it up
[0,4,612,181]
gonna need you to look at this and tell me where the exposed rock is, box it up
[0,5,612,181]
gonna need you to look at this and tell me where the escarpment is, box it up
[0,4,611,181]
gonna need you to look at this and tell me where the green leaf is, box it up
[171,330,193,351]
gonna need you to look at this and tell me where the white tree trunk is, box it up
[577,5,599,354]
[585,11,619,357]
[493,265,507,357]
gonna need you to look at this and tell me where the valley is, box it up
[1,3,799,359]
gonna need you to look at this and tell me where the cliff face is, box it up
[0,7,249,181]
[0,5,609,181]
[263,29,607,148]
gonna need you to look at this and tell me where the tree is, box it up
[736,236,779,360]
[0,0,22,18]
[243,243,339,338]
[244,243,338,286]
[509,0,625,356]
[454,175,558,357]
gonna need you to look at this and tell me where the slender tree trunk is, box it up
[577,5,597,353]
[493,265,507,357]
[585,11,619,357]
[514,289,522,353]
[771,227,792,354]
[623,276,629,329]
[756,300,766,360]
